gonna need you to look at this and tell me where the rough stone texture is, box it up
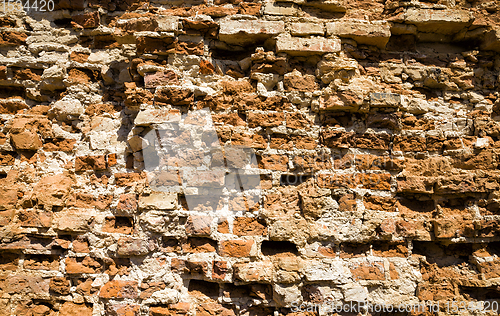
[0,0,500,315]
[326,20,391,49]
[219,20,285,45]
[276,36,341,55]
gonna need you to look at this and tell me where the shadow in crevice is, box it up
[412,241,473,268]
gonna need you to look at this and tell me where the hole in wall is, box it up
[103,216,134,234]
[339,243,369,258]
[261,240,298,257]
[412,241,473,267]
[0,86,25,99]
[460,286,500,301]
[53,18,72,27]
[161,237,180,253]
[280,174,312,186]
[188,279,219,297]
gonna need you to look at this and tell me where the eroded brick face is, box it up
[1,0,500,314]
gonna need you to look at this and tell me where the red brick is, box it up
[72,11,100,28]
[478,220,500,237]
[477,259,500,279]
[372,243,408,257]
[401,115,434,131]
[12,68,42,81]
[219,240,254,257]
[75,155,107,171]
[218,219,229,234]
[338,154,403,171]
[258,154,288,171]
[65,257,102,274]
[263,186,300,218]
[115,17,158,33]
[0,31,27,46]
[184,19,218,37]
[389,262,399,280]
[392,135,427,152]
[117,237,153,256]
[107,304,140,316]
[284,72,318,92]
[351,133,391,150]
[103,216,134,234]
[117,194,138,213]
[416,281,455,301]
[34,173,74,207]
[1,274,49,295]
[199,60,215,75]
[286,112,311,129]
[43,138,76,152]
[320,130,351,148]
[115,172,146,186]
[270,134,292,150]
[357,173,391,190]
[67,68,93,84]
[291,135,316,150]
[72,236,90,253]
[363,195,397,212]
[70,51,90,63]
[196,303,235,316]
[231,131,267,149]
[99,280,138,299]
[185,216,212,236]
[10,131,42,150]
[213,112,246,126]
[293,154,331,172]
[233,217,267,236]
[351,262,385,280]
[15,302,54,315]
[59,302,93,316]
[75,278,94,296]
[137,37,203,55]
[16,209,51,227]
[201,6,238,17]
[0,17,14,27]
[50,277,70,295]
[107,153,117,166]
[317,173,391,190]
[397,176,435,194]
[171,259,208,276]
[212,261,228,280]
[247,112,284,128]
[317,173,352,189]
[0,209,14,226]
[433,218,475,238]
[150,303,191,316]
[140,282,166,299]
[143,71,177,88]
[318,246,336,257]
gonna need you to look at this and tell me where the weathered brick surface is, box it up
[99,280,139,299]
[0,0,498,314]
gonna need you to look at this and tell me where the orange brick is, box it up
[219,240,254,257]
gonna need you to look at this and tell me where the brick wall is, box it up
[1,0,500,315]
